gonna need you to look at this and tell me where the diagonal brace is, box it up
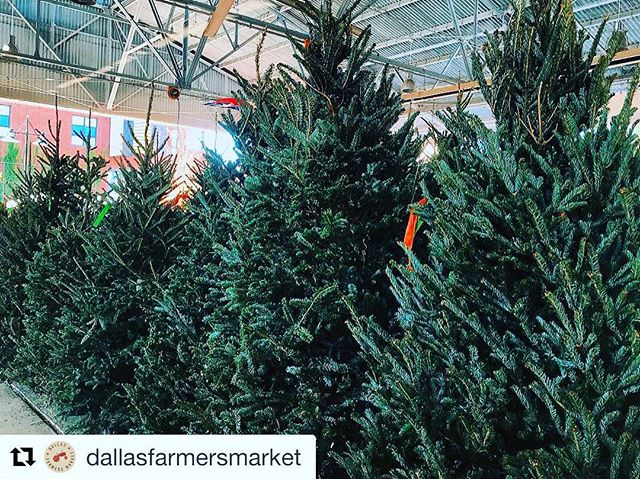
[112,0,180,82]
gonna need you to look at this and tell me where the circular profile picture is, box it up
[44,441,76,473]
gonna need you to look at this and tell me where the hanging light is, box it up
[401,40,417,94]
[2,7,18,56]
[0,129,20,143]
[619,33,628,50]
[401,77,416,94]
[1,35,18,55]
[71,0,97,5]
[617,20,629,51]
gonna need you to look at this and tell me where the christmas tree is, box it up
[342,0,640,477]
[127,147,244,433]
[0,111,106,374]
[200,1,423,476]
[30,105,188,432]
[127,39,286,433]
[8,131,106,398]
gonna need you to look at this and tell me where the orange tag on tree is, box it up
[403,197,426,271]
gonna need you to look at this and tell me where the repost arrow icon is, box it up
[10,447,35,467]
[24,447,35,466]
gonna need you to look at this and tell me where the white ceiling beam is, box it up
[107,1,143,109]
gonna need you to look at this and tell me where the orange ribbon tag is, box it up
[403,197,426,271]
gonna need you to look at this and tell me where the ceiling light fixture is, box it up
[1,35,18,55]
[401,77,416,94]
[401,40,417,94]
[2,7,17,57]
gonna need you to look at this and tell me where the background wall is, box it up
[0,96,237,201]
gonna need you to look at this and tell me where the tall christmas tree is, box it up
[0,111,106,373]
[199,1,423,476]
[342,0,640,477]
[127,38,281,433]
[33,105,188,432]
[8,129,106,396]
[127,147,244,433]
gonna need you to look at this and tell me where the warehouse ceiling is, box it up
[0,0,639,127]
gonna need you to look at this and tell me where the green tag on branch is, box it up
[92,203,112,228]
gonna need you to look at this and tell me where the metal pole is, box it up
[447,0,471,78]
[182,7,189,87]
[111,0,180,82]
[35,0,41,57]
[148,0,181,77]
[24,117,30,172]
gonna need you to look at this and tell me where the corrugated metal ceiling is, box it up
[1,0,639,124]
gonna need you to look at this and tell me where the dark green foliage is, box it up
[0,115,106,373]
[477,0,612,150]
[128,49,281,433]
[198,1,422,476]
[128,150,244,433]
[30,117,188,432]
[342,0,640,477]
[9,182,106,402]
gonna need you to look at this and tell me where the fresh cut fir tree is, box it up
[342,0,640,477]
[127,42,293,433]
[0,112,106,374]
[7,131,107,398]
[127,147,244,433]
[199,1,423,476]
[37,106,188,432]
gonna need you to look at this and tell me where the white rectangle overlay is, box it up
[0,434,316,478]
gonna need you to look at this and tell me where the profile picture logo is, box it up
[44,441,76,473]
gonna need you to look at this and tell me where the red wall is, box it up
[0,97,235,201]
[0,99,112,163]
